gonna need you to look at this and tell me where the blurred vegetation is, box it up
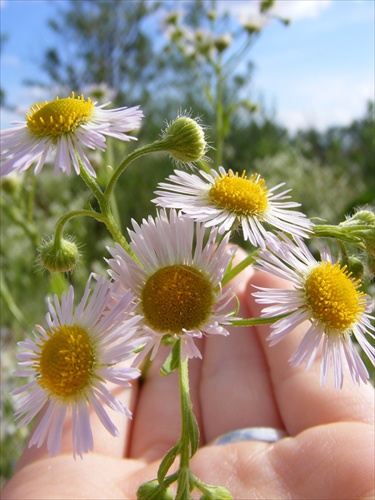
[1,0,374,487]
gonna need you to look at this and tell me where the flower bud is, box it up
[341,256,364,280]
[199,485,233,500]
[161,115,208,165]
[39,236,79,273]
[340,209,375,256]
[214,34,232,53]
[207,10,216,21]
[165,12,180,26]
[0,174,21,195]
[137,480,174,500]
[341,209,375,228]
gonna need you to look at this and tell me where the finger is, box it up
[191,421,374,500]
[199,247,283,445]
[1,453,151,500]
[246,270,375,435]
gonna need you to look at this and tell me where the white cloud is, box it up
[272,0,332,20]
[269,73,373,132]
[218,0,332,22]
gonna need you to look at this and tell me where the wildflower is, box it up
[106,209,237,362]
[153,167,312,247]
[1,92,143,177]
[13,275,142,458]
[253,234,375,388]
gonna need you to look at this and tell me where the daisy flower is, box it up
[13,275,143,458]
[152,167,313,248]
[0,92,143,177]
[106,209,237,362]
[253,234,375,388]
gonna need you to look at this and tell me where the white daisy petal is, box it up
[254,235,374,388]
[153,168,313,247]
[12,275,142,457]
[106,209,237,362]
[1,93,143,177]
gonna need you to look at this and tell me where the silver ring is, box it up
[212,427,288,445]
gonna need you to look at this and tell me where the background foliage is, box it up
[1,0,374,487]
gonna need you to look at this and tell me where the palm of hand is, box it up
[2,266,374,500]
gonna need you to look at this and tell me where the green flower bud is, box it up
[161,115,208,165]
[170,28,184,43]
[341,256,365,280]
[199,485,233,500]
[214,34,232,53]
[340,209,375,256]
[39,236,79,273]
[207,10,216,21]
[348,210,375,226]
[0,175,21,195]
[165,12,180,26]
[243,22,262,35]
[137,480,174,500]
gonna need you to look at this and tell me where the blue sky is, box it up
[1,0,374,132]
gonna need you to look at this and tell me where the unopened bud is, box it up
[340,209,375,256]
[199,485,233,500]
[342,256,364,280]
[165,12,180,26]
[39,236,79,273]
[207,10,216,21]
[1,174,21,195]
[214,34,232,53]
[341,209,375,228]
[161,115,208,165]
[137,480,174,500]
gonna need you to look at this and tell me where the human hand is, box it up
[2,249,374,500]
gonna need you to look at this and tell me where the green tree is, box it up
[30,0,162,107]
[293,101,375,207]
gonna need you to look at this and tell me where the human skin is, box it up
[2,249,374,499]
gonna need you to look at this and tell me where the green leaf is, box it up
[187,409,200,457]
[160,341,181,376]
[157,443,180,484]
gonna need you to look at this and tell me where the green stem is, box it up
[176,343,197,499]
[221,252,257,287]
[230,313,287,327]
[0,197,40,247]
[54,209,108,242]
[25,171,37,224]
[104,141,168,200]
[312,224,364,245]
[75,155,135,255]
[77,159,106,205]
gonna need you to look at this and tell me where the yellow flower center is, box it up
[26,92,94,138]
[141,265,214,334]
[35,324,95,399]
[209,170,269,216]
[305,262,366,332]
